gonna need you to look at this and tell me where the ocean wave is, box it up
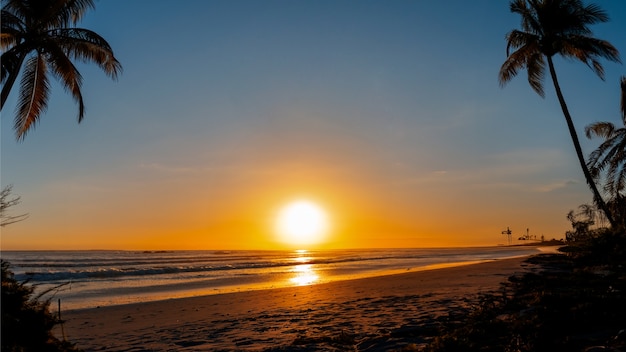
[7,247,541,284]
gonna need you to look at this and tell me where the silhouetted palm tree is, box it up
[1,0,122,140]
[585,77,626,227]
[498,0,621,227]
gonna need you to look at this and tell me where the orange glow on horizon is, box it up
[0,169,559,250]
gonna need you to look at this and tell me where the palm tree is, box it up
[498,0,621,228]
[1,0,122,140]
[585,77,626,228]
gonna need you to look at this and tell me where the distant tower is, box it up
[501,227,512,245]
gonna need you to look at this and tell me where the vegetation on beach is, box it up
[1,187,80,351]
[421,228,626,352]
[1,261,82,352]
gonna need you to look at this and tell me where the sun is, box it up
[276,200,329,246]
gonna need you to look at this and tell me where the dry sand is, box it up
[58,257,535,351]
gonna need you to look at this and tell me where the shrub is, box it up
[424,229,626,351]
[1,260,82,352]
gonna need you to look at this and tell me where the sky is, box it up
[1,0,625,250]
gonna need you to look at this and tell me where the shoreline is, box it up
[58,256,540,351]
[60,257,524,312]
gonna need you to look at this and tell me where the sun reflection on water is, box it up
[294,255,311,264]
[290,250,319,286]
[290,264,319,286]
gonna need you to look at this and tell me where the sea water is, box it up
[1,246,543,310]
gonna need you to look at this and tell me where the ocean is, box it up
[1,246,546,310]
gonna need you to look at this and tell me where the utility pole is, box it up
[501,227,512,245]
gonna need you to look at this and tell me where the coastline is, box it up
[58,256,538,351]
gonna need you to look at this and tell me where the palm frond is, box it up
[588,127,626,198]
[15,55,50,141]
[45,0,95,27]
[526,50,545,96]
[615,166,626,195]
[579,3,610,25]
[590,141,615,175]
[505,30,538,55]
[1,9,25,48]
[45,45,85,121]
[499,51,524,86]
[53,28,122,79]
[605,159,621,195]
[560,36,620,79]
[547,0,597,36]
[1,32,18,50]
[620,77,626,126]
[586,121,616,139]
[587,149,604,178]
[499,41,544,97]
[511,0,542,35]
[1,0,29,22]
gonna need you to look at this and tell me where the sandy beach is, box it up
[56,257,536,351]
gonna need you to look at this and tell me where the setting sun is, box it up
[276,200,329,246]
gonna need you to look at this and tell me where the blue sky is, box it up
[1,1,625,249]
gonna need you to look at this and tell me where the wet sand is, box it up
[58,257,534,351]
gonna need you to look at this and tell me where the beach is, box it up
[58,257,534,351]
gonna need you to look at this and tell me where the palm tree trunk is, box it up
[1,72,18,111]
[546,56,616,228]
[1,54,26,112]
